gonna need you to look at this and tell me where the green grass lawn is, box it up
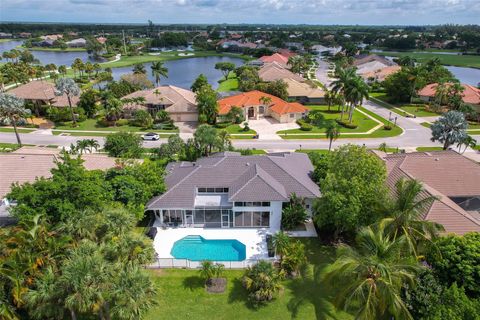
[143,238,351,320]
[416,146,444,152]
[0,143,20,152]
[26,46,86,52]
[277,105,378,135]
[217,72,239,92]
[375,51,480,68]
[224,124,256,135]
[296,149,330,155]
[0,127,37,133]
[370,93,440,117]
[54,119,178,133]
[398,105,440,117]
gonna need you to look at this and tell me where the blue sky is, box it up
[1,0,479,25]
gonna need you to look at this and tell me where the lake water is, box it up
[108,56,243,89]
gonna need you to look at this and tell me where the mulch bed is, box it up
[205,278,227,293]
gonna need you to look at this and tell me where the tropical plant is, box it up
[272,231,290,263]
[150,61,168,86]
[133,110,153,128]
[326,121,340,151]
[325,225,422,320]
[190,74,208,93]
[0,93,30,146]
[215,62,236,79]
[104,97,124,125]
[54,78,81,126]
[199,261,225,285]
[195,84,218,124]
[104,131,143,158]
[330,67,356,120]
[193,124,218,156]
[226,105,244,124]
[132,63,146,75]
[280,240,306,277]
[281,193,308,231]
[430,110,468,150]
[242,260,282,305]
[379,178,443,258]
[457,135,477,154]
[344,76,369,123]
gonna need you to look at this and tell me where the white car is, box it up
[142,132,160,141]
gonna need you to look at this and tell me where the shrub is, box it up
[243,122,250,132]
[46,107,72,122]
[300,123,313,131]
[242,261,282,305]
[116,119,129,126]
[384,125,392,130]
[281,193,308,230]
[104,132,143,158]
[155,110,170,123]
[152,122,176,130]
[198,113,208,124]
[214,122,230,129]
[335,119,358,129]
[133,110,153,128]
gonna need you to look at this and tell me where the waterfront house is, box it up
[281,78,325,104]
[8,80,80,109]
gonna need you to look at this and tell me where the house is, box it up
[418,83,480,111]
[218,90,308,123]
[66,38,87,48]
[122,85,198,122]
[282,78,325,104]
[40,34,63,41]
[0,32,13,39]
[276,49,297,59]
[259,53,290,66]
[311,45,341,56]
[258,62,304,82]
[376,150,480,235]
[8,80,80,108]
[358,65,401,83]
[18,32,32,38]
[354,54,396,68]
[147,152,320,232]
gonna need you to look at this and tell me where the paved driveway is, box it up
[247,117,299,140]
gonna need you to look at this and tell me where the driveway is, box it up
[174,121,197,133]
[247,117,299,140]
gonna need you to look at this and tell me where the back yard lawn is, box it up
[217,72,239,92]
[143,238,352,320]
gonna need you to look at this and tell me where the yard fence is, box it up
[147,257,277,269]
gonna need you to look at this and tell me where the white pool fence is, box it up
[147,257,277,269]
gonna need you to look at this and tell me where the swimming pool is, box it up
[171,235,246,261]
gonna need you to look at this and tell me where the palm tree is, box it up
[326,121,340,151]
[75,139,90,154]
[150,61,168,86]
[272,231,290,264]
[324,89,336,112]
[58,65,67,78]
[344,76,369,123]
[0,93,30,146]
[242,260,282,304]
[379,178,443,258]
[85,139,100,153]
[55,78,81,127]
[457,135,477,154]
[132,63,146,75]
[325,225,421,320]
[430,110,468,150]
[330,67,356,120]
[105,97,123,126]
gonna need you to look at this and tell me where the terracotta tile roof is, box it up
[8,80,80,107]
[277,49,297,58]
[359,65,401,82]
[217,90,308,115]
[122,85,197,113]
[259,53,289,65]
[259,62,304,82]
[418,83,480,105]
[377,150,480,235]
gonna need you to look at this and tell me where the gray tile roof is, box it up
[147,152,320,209]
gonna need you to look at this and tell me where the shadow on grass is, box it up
[182,276,204,291]
[227,277,258,310]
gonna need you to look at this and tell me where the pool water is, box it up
[171,235,246,261]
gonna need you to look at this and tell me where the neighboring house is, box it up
[147,152,320,232]
[282,78,325,104]
[8,80,80,108]
[0,32,13,39]
[358,65,401,83]
[218,90,308,123]
[258,62,304,82]
[40,34,63,41]
[353,54,396,68]
[0,147,118,226]
[66,38,87,48]
[258,53,290,66]
[32,39,55,47]
[96,36,107,45]
[122,85,198,122]
[311,45,341,56]
[18,32,32,38]
[276,49,297,59]
[375,150,480,235]
[418,83,480,112]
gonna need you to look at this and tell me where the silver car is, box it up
[142,132,160,141]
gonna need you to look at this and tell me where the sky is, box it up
[1,0,479,25]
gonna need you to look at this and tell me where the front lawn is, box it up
[223,124,256,135]
[369,93,440,117]
[143,238,352,320]
[277,105,379,135]
[399,105,441,117]
[0,127,37,133]
[54,119,178,133]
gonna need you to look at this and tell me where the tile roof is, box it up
[259,62,304,82]
[358,65,401,82]
[147,152,320,209]
[259,53,289,65]
[353,54,396,67]
[217,90,308,115]
[377,150,480,235]
[8,80,80,107]
[122,85,197,113]
[418,83,480,105]
[282,78,325,98]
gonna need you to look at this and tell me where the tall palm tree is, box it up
[85,139,100,153]
[326,122,340,151]
[132,63,146,75]
[150,61,168,86]
[344,76,369,123]
[0,93,30,146]
[55,78,81,126]
[105,97,123,126]
[380,178,443,258]
[325,225,421,320]
[330,67,356,120]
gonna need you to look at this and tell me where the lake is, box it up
[108,56,244,89]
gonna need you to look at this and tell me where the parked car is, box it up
[142,132,160,141]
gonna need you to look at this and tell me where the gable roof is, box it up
[259,53,289,65]
[259,63,304,82]
[378,150,480,235]
[147,152,320,209]
[217,90,308,115]
[418,83,480,105]
[353,54,396,67]
[282,78,325,98]
[8,80,80,107]
[122,85,197,113]
[358,65,401,82]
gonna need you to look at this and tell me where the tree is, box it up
[380,178,443,258]
[313,144,388,238]
[77,89,98,118]
[331,67,356,120]
[58,65,67,77]
[215,62,236,79]
[104,131,143,158]
[242,261,282,305]
[193,124,218,156]
[272,231,290,264]
[157,134,185,160]
[132,63,146,75]
[344,76,369,123]
[150,61,168,86]
[196,84,218,124]
[191,74,208,93]
[426,232,480,296]
[55,78,81,126]
[326,122,340,151]
[226,106,244,124]
[280,240,306,277]
[133,110,153,128]
[281,193,308,231]
[430,110,468,150]
[104,97,123,125]
[457,135,477,154]
[0,93,30,146]
[325,225,421,320]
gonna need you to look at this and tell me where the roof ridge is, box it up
[228,165,259,200]
[149,165,201,205]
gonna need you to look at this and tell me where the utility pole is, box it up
[122,29,127,55]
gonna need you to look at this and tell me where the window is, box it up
[234,211,270,227]
[235,202,244,207]
[198,187,207,193]
[289,113,295,118]
[234,201,270,207]
[197,187,229,194]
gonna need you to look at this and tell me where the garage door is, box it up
[176,113,198,122]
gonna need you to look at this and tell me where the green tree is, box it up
[193,124,218,156]
[150,61,168,86]
[55,78,81,126]
[281,193,308,231]
[196,84,218,124]
[133,109,153,128]
[344,76,369,123]
[226,106,244,124]
[156,134,185,160]
[325,225,421,320]
[104,131,143,158]
[430,110,468,150]
[191,74,209,93]
[132,63,146,75]
[77,89,98,118]
[0,93,30,146]
[326,121,340,151]
[313,144,388,238]
[215,62,236,79]
[272,231,290,264]
[104,97,124,125]
[242,261,282,305]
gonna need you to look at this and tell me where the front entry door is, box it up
[221,212,230,228]
[248,107,255,119]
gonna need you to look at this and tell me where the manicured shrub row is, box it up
[335,119,358,129]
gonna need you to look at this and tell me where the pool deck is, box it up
[153,227,270,261]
